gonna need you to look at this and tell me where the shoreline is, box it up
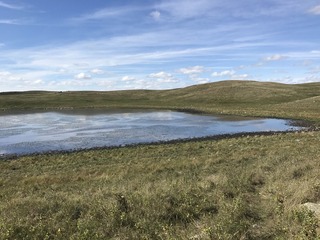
[1,126,317,161]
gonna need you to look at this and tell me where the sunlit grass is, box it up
[0,131,319,239]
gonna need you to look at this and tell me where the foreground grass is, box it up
[0,131,319,239]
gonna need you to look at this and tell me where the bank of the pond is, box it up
[1,126,316,161]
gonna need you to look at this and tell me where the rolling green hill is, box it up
[1,80,320,122]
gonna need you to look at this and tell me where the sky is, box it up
[0,0,320,92]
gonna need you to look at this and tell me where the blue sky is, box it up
[0,0,320,91]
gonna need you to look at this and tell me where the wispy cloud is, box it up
[263,54,288,62]
[148,71,178,83]
[155,0,314,20]
[155,0,218,20]
[212,70,235,77]
[0,33,262,70]
[0,19,24,25]
[1,0,319,92]
[0,71,11,77]
[177,66,209,83]
[70,6,143,23]
[0,30,312,91]
[0,70,50,92]
[211,69,249,80]
[74,72,91,80]
[0,17,33,25]
[121,76,136,81]
[150,10,161,21]
[0,1,24,10]
[178,66,205,75]
[309,5,320,15]
[91,68,104,74]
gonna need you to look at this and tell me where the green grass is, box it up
[1,80,320,123]
[0,80,320,239]
[1,132,319,239]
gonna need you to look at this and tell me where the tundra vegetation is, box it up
[0,81,319,239]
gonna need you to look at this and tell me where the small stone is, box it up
[302,202,320,217]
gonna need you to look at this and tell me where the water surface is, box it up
[0,110,302,156]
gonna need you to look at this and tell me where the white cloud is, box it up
[74,72,91,80]
[310,50,320,54]
[264,54,287,61]
[0,1,24,10]
[148,71,178,83]
[211,69,249,80]
[155,0,309,20]
[70,6,142,23]
[309,5,320,15]
[156,0,218,19]
[0,18,32,25]
[0,70,65,91]
[178,66,210,83]
[0,71,23,83]
[24,79,44,85]
[178,66,205,75]
[193,77,210,84]
[232,74,249,80]
[91,68,104,74]
[0,19,23,25]
[149,71,171,78]
[57,68,68,73]
[122,76,135,81]
[1,12,319,92]
[72,9,121,22]
[0,71,11,77]
[150,10,161,21]
[0,29,298,79]
[212,70,235,77]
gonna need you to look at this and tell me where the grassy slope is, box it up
[1,80,320,121]
[0,80,320,239]
[1,132,319,239]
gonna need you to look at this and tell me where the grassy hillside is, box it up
[0,131,319,239]
[1,80,320,122]
[0,80,320,239]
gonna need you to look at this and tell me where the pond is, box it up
[0,110,304,156]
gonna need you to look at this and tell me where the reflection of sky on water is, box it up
[0,111,302,156]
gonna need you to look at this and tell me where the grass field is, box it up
[0,80,320,239]
[1,80,320,122]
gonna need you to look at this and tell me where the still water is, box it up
[0,110,302,156]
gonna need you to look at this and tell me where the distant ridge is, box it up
[1,80,319,122]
